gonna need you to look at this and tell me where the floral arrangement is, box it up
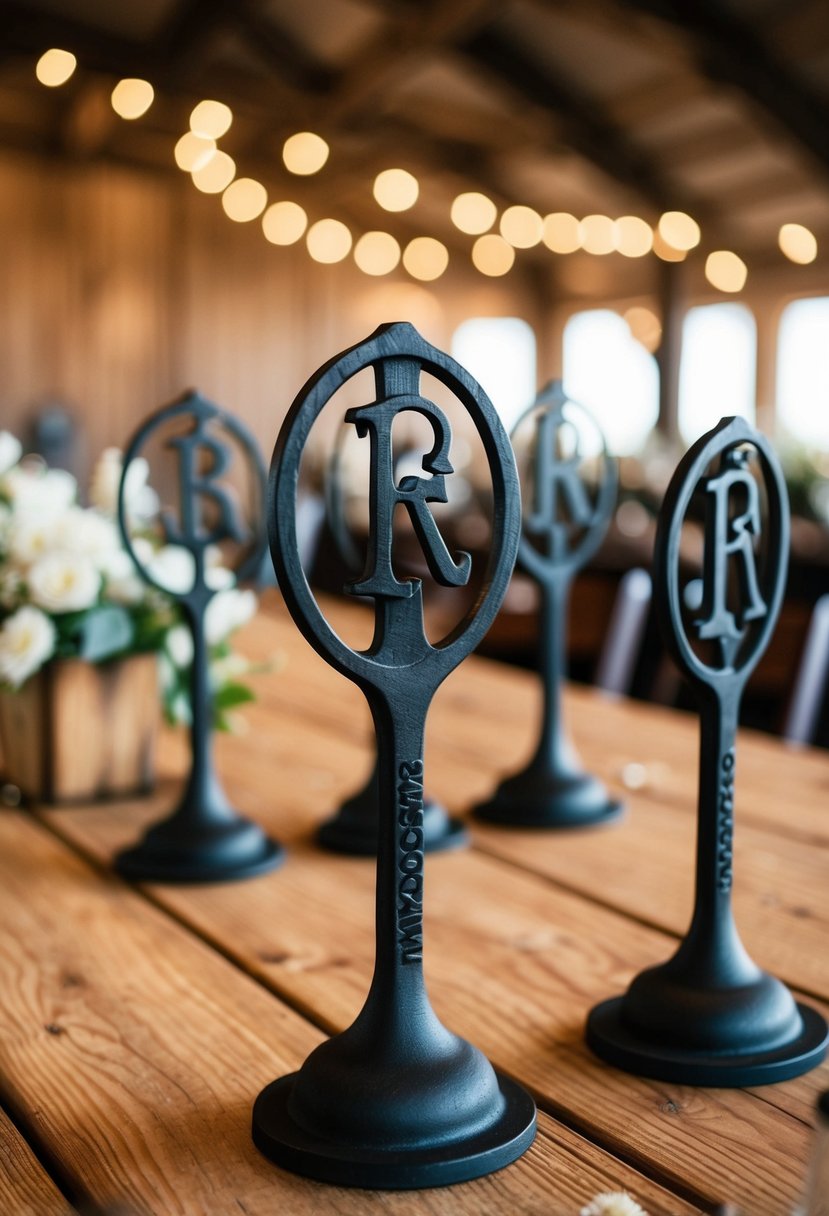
[0,430,261,730]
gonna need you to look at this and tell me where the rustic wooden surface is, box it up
[2,591,827,1215]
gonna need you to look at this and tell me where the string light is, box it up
[222,178,267,222]
[500,205,543,249]
[307,218,352,263]
[652,231,687,262]
[579,214,615,255]
[542,212,580,254]
[705,250,747,293]
[262,201,307,245]
[451,192,496,235]
[190,100,232,139]
[779,223,817,265]
[471,234,514,276]
[191,151,235,194]
[373,169,419,212]
[614,216,653,258]
[402,237,448,281]
[624,306,662,352]
[658,211,700,251]
[35,49,76,87]
[283,132,329,176]
[174,132,216,172]
[354,231,401,276]
[110,79,154,120]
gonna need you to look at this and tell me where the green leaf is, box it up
[213,681,255,710]
[75,605,135,663]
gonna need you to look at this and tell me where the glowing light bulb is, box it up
[471,234,514,276]
[542,212,580,254]
[262,201,307,245]
[658,211,700,251]
[500,205,543,249]
[36,49,76,87]
[174,132,216,172]
[652,231,687,262]
[222,178,267,222]
[354,231,401,276]
[307,218,352,263]
[451,192,496,235]
[190,100,232,139]
[402,237,449,282]
[110,78,154,119]
[191,151,235,194]
[614,216,653,258]
[705,250,748,293]
[373,168,419,212]
[779,223,817,265]
[579,214,615,255]
[283,132,329,176]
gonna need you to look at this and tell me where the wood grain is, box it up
[0,1106,74,1216]
[0,812,704,1216]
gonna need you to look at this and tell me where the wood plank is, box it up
[0,811,704,1216]
[37,749,827,1215]
[0,1106,74,1216]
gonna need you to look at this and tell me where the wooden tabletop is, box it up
[1,590,827,1216]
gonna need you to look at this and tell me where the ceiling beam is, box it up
[621,0,829,182]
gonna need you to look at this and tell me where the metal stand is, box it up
[587,416,829,1085]
[115,392,283,885]
[474,381,622,829]
[253,323,536,1188]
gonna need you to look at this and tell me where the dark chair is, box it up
[782,594,829,745]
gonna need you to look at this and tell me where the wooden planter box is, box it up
[0,653,159,803]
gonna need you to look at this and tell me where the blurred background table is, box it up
[0,591,826,1216]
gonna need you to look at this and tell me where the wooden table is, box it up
[1,591,827,1216]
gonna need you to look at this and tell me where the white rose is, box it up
[28,552,101,613]
[8,515,56,567]
[0,568,23,610]
[205,564,235,592]
[3,466,77,518]
[0,431,22,476]
[97,548,145,605]
[0,502,11,550]
[148,545,195,594]
[205,587,257,645]
[166,624,194,668]
[89,448,160,520]
[52,507,121,565]
[0,605,56,688]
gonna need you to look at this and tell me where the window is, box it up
[562,309,659,454]
[452,317,536,433]
[777,297,829,451]
[678,303,756,443]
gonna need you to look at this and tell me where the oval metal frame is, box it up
[653,415,790,692]
[269,322,521,691]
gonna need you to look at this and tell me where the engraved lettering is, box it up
[717,749,735,892]
[396,759,424,964]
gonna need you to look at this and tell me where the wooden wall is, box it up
[0,150,546,473]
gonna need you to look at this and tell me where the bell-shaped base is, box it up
[252,1016,536,1189]
[587,952,829,1086]
[115,812,283,884]
[318,786,467,857]
[473,763,622,830]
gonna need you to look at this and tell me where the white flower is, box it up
[205,587,256,645]
[8,515,57,567]
[166,624,194,668]
[89,448,159,520]
[148,545,195,594]
[580,1193,648,1216]
[205,564,235,592]
[3,465,77,518]
[0,431,22,475]
[52,507,121,565]
[97,548,145,605]
[0,502,11,550]
[0,605,56,688]
[0,568,23,610]
[28,552,101,613]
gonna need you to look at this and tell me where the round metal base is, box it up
[115,822,284,885]
[252,1070,537,1190]
[317,802,468,857]
[586,996,829,1086]
[473,770,623,830]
